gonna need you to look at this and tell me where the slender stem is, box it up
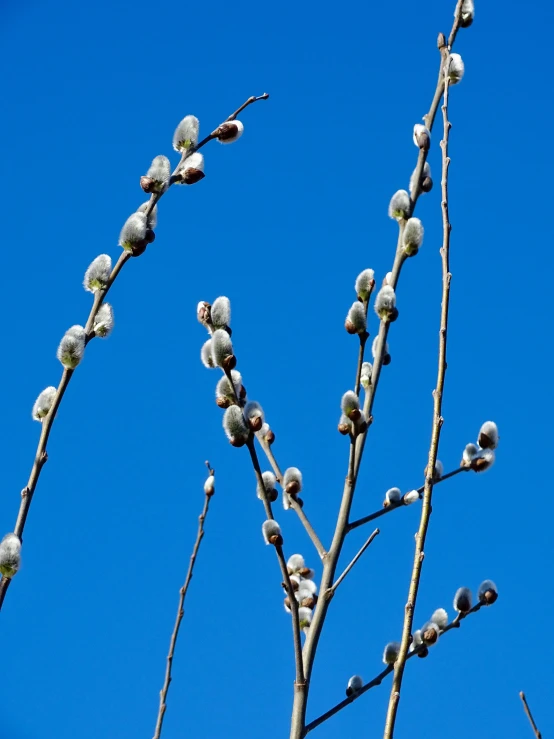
[304,605,483,735]
[0,94,267,611]
[348,466,467,532]
[259,439,327,560]
[328,528,379,594]
[354,331,369,396]
[288,11,466,734]
[152,463,215,739]
[383,55,453,739]
[520,692,543,739]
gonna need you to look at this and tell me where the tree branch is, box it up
[328,528,379,595]
[348,466,467,532]
[152,462,215,739]
[304,605,484,735]
[383,50,453,739]
[520,692,543,739]
[0,93,268,611]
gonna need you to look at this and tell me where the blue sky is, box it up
[2,0,553,737]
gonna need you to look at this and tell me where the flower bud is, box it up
[374,285,397,321]
[216,370,242,405]
[204,475,215,496]
[142,155,171,193]
[409,162,432,196]
[383,641,400,665]
[197,301,211,328]
[216,120,244,144]
[459,0,474,27]
[211,329,236,370]
[201,339,216,369]
[57,326,86,369]
[32,386,57,421]
[84,254,112,293]
[461,442,479,467]
[119,212,148,252]
[453,587,472,613]
[287,554,305,573]
[0,533,21,578]
[412,630,429,658]
[137,201,157,229]
[177,152,205,185]
[478,421,498,450]
[346,675,363,696]
[404,490,420,505]
[384,487,401,508]
[173,115,200,152]
[338,414,352,435]
[94,303,114,338]
[424,459,443,481]
[478,579,498,605]
[283,467,303,496]
[388,190,410,221]
[223,406,250,447]
[421,621,440,645]
[262,519,283,546]
[298,606,312,628]
[403,218,424,256]
[345,302,367,334]
[256,471,277,502]
[431,608,448,630]
[244,401,264,431]
[470,448,495,472]
[355,269,375,300]
[413,124,431,151]
[341,391,360,422]
[360,362,372,389]
[211,296,231,330]
[448,53,465,84]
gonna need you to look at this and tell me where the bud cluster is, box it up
[338,391,367,436]
[284,553,318,631]
[461,421,498,472]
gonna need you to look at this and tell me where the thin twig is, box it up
[258,439,327,560]
[383,50,453,739]
[348,466,467,532]
[0,93,268,611]
[152,461,215,739]
[328,528,379,595]
[520,692,543,739]
[288,11,466,735]
[304,605,483,735]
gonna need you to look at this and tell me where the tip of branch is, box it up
[258,92,270,100]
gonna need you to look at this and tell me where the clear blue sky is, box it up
[2,1,552,737]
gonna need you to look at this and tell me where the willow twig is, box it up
[0,93,268,611]
[304,605,483,735]
[348,466,467,532]
[152,461,215,739]
[328,528,379,595]
[520,692,543,739]
[383,49,454,739]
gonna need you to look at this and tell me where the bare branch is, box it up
[152,462,215,739]
[328,528,380,595]
[348,466,468,532]
[304,605,484,735]
[520,692,543,739]
[383,50,454,739]
[0,94,268,610]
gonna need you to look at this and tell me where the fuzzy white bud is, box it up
[409,162,432,196]
[84,254,111,293]
[448,53,465,84]
[177,152,205,185]
[262,519,282,545]
[346,675,363,696]
[144,155,171,193]
[384,487,401,506]
[32,386,57,421]
[403,218,424,256]
[431,608,448,630]
[211,296,231,330]
[453,587,473,613]
[298,606,313,627]
[341,391,360,421]
[217,119,244,144]
[413,124,431,150]
[201,339,216,369]
[411,630,423,651]
[283,467,303,497]
[119,212,147,251]
[223,406,249,447]
[421,621,440,645]
[383,641,400,665]
[216,370,243,404]
[244,401,264,431]
[472,448,495,473]
[459,0,475,26]
[94,303,114,338]
[374,285,397,321]
[57,326,86,369]
[355,269,375,300]
[204,475,215,495]
[360,362,372,389]
[388,190,411,220]
[461,442,479,467]
[0,533,21,578]
[404,490,420,505]
[257,471,277,501]
[173,115,200,152]
[345,302,367,334]
[478,421,499,450]
[478,579,498,605]
[287,554,305,573]
[211,329,234,368]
